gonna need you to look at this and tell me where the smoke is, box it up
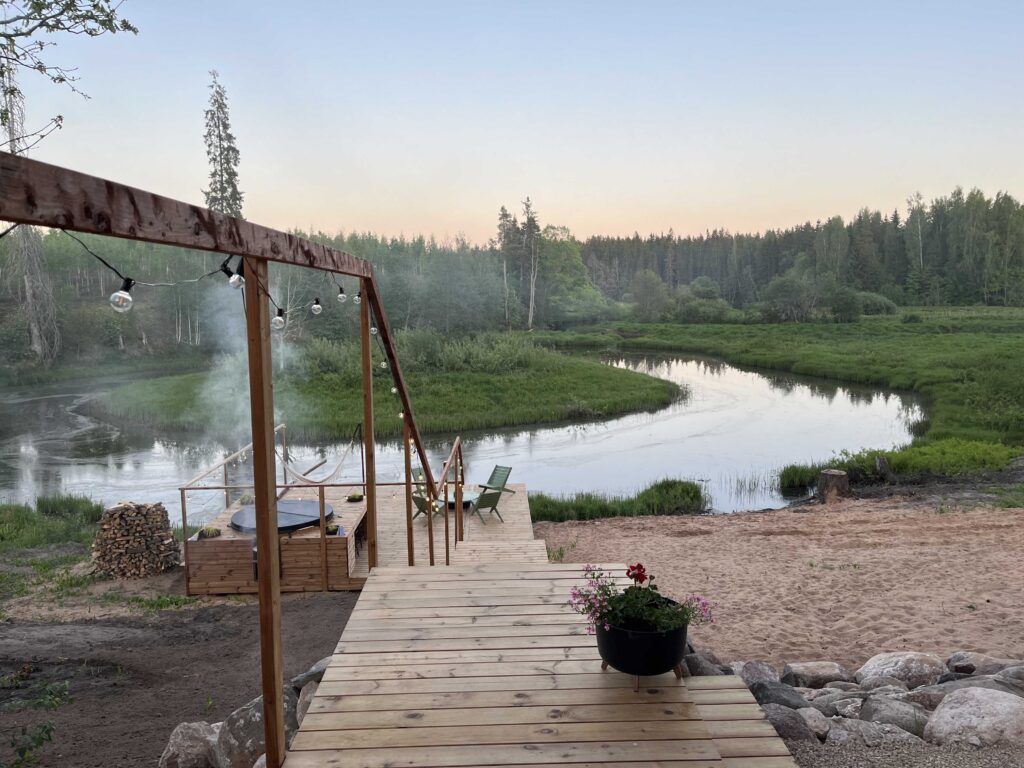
[198,282,254,446]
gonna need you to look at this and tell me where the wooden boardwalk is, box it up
[285,551,797,767]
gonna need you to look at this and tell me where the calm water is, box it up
[0,355,923,520]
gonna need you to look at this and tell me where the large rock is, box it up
[860,695,930,737]
[761,703,817,742]
[859,675,907,692]
[855,652,945,689]
[924,687,1024,747]
[911,674,1024,709]
[159,722,221,768]
[946,651,1023,676]
[833,698,862,719]
[749,681,810,710]
[214,689,299,768]
[826,717,923,746]
[824,681,860,692]
[291,656,332,690]
[797,707,831,741]
[810,690,868,717]
[684,653,724,676]
[781,661,853,689]
[296,681,318,725]
[731,660,779,687]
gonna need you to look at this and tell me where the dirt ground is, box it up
[534,496,1024,669]
[0,589,356,767]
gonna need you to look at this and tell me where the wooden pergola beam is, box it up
[0,152,372,277]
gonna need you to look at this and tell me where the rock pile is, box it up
[159,655,331,768]
[701,649,1024,750]
[92,501,180,578]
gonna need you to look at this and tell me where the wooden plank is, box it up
[284,741,723,767]
[326,646,602,667]
[360,278,377,569]
[290,720,720,750]
[711,738,792,758]
[722,758,798,768]
[335,625,589,642]
[318,672,686,696]
[243,257,285,768]
[334,635,598,655]
[0,152,373,277]
[300,702,703,730]
[308,686,695,714]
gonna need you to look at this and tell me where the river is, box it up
[0,354,922,520]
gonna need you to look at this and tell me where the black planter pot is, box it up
[595,621,688,678]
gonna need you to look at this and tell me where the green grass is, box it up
[0,496,102,553]
[993,485,1024,508]
[89,333,680,440]
[530,479,708,522]
[541,308,1024,483]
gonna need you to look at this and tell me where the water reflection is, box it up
[0,355,923,520]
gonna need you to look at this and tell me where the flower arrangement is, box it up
[568,563,714,634]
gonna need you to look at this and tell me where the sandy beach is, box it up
[534,497,1024,670]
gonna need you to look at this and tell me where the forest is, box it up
[1,186,1023,368]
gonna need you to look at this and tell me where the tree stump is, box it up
[817,469,849,504]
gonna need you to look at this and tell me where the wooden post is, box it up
[426,486,435,567]
[318,485,328,591]
[222,464,230,510]
[360,278,378,570]
[281,425,289,486]
[243,257,285,768]
[455,451,463,545]
[179,488,191,596]
[444,478,450,566]
[403,421,415,566]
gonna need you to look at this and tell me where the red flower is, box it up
[626,563,647,584]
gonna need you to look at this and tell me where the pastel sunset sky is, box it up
[21,0,1024,243]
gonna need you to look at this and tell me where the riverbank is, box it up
[85,335,679,439]
[535,306,1024,482]
[534,494,1024,669]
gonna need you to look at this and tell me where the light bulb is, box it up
[337,288,347,303]
[380,360,388,369]
[311,298,323,315]
[229,273,244,289]
[271,308,286,331]
[398,411,404,419]
[353,292,362,305]
[390,387,397,394]
[109,277,135,313]
[370,326,378,336]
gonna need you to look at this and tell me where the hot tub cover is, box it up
[229,499,334,534]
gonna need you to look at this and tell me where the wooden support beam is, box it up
[360,278,378,569]
[403,421,415,566]
[0,151,372,278]
[243,257,286,768]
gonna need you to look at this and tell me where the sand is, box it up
[534,497,1024,669]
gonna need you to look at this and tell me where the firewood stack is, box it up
[92,502,180,578]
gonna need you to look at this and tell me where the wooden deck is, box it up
[285,523,797,767]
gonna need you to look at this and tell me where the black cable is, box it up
[0,223,19,241]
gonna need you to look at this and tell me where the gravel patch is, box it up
[788,741,1024,768]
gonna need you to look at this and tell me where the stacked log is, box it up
[92,502,180,578]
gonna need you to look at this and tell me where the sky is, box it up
[19,0,1024,244]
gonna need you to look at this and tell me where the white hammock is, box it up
[276,438,357,486]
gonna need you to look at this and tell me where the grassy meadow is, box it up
[534,307,1024,486]
[89,332,680,440]
[530,479,708,522]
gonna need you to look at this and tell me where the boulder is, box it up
[924,687,1024,747]
[749,681,810,710]
[938,672,972,684]
[781,661,853,689]
[761,703,817,742]
[802,688,838,701]
[685,653,724,677]
[946,651,1023,676]
[860,695,930,738]
[214,689,298,768]
[996,666,1024,692]
[810,690,868,717]
[859,675,907,692]
[291,656,332,690]
[731,660,779,687]
[159,722,221,768]
[855,652,945,689]
[866,685,914,699]
[692,646,722,665]
[824,681,860,692]
[833,698,863,719]
[797,707,831,741]
[296,681,318,725]
[914,675,1024,704]
[892,690,947,711]
[826,717,923,746]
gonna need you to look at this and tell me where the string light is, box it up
[229,258,245,289]
[109,277,135,313]
[370,326,378,336]
[271,308,286,331]
[380,360,388,369]
[390,387,397,394]
[311,297,323,315]
[398,411,404,419]
[353,291,362,305]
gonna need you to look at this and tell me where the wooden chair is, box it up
[480,465,514,494]
[469,487,505,523]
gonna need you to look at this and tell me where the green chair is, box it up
[480,465,514,494]
[412,492,444,520]
[469,487,505,523]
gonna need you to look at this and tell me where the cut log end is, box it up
[817,469,850,504]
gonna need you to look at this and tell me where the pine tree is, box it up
[202,70,244,217]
